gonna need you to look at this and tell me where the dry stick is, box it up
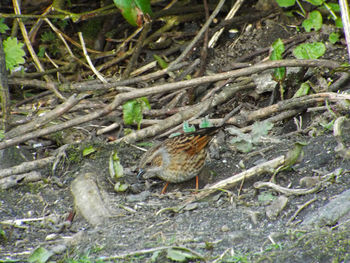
[12,0,66,101]
[181,156,286,207]
[208,0,244,48]
[78,32,107,83]
[44,18,90,70]
[123,22,151,78]
[101,246,205,261]
[70,61,189,91]
[254,181,322,196]
[0,171,43,190]
[196,0,209,77]
[121,79,255,143]
[287,197,317,226]
[5,93,87,139]
[228,92,350,126]
[0,59,342,150]
[168,0,226,70]
[0,156,55,179]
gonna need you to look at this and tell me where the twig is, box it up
[0,156,55,179]
[208,0,244,48]
[12,0,65,100]
[1,60,344,149]
[123,22,151,78]
[181,156,285,207]
[253,181,322,196]
[0,171,43,190]
[168,0,226,70]
[78,32,107,83]
[100,245,205,261]
[5,93,86,139]
[287,197,317,226]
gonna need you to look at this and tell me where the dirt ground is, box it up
[1,3,350,263]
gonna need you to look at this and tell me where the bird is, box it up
[138,127,218,194]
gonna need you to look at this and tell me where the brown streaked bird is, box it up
[138,127,218,194]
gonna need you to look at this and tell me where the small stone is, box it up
[300,176,320,188]
[221,225,229,232]
[184,203,198,211]
[266,195,288,219]
[126,191,151,202]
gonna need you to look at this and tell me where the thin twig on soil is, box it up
[253,181,322,196]
[179,156,285,208]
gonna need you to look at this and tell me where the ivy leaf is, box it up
[3,37,25,71]
[293,42,326,59]
[302,10,323,32]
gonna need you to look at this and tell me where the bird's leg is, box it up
[195,176,199,192]
[161,182,169,194]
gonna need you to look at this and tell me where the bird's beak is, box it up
[137,169,145,178]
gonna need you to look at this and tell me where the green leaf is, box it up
[122,97,150,129]
[166,248,197,262]
[304,0,324,5]
[270,38,285,60]
[37,46,46,58]
[258,191,276,202]
[153,54,168,69]
[109,151,124,179]
[302,11,323,32]
[113,0,152,26]
[123,100,140,125]
[335,18,343,28]
[0,130,5,140]
[28,247,53,263]
[183,121,196,133]
[273,67,286,82]
[114,181,129,192]
[327,3,340,12]
[82,146,96,156]
[199,116,212,128]
[329,32,340,44]
[293,82,310,97]
[139,96,151,110]
[3,37,25,71]
[0,18,9,33]
[275,0,295,7]
[293,42,326,59]
[270,39,286,81]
